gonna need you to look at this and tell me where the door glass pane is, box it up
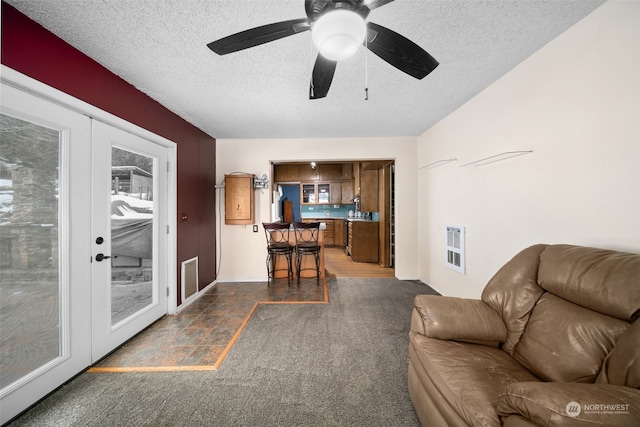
[110,147,154,325]
[0,114,61,388]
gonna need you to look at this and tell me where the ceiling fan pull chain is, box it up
[364,35,369,100]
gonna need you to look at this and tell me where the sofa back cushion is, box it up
[537,245,640,321]
[512,293,629,382]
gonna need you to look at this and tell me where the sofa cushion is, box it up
[538,245,640,321]
[410,332,539,427]
[597,319,640,388]
[412,296,507,345]
[513,293,628,383]
[497,381,640,427]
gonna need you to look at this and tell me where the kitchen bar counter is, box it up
[273,229,325,280]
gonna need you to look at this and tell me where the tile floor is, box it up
[91,278,327,371]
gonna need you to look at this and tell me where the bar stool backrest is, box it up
[293,222,320,249]
[263,222,292,250]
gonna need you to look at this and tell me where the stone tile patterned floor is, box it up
[92,278,327,371]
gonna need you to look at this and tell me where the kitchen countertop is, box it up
[301,216,377,222]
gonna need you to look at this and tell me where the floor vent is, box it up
[181,257,198,303]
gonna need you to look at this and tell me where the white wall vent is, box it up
[446,225,465,274]
[181,256,199,303]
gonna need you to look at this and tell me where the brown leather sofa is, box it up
[409,244,640,426]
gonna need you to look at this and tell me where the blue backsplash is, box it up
[301,204,356,218]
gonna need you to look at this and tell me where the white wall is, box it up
[215,137,418,281]
[417,0,640,298]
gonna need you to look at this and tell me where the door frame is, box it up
[1,66,178,317]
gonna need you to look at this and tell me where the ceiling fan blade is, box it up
[208,18,310,55]
[360,0,396,11]
[365,22,439,79]
[309,54,337,100]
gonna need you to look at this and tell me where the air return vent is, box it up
[181,257,198,303]
[446,225,465,274]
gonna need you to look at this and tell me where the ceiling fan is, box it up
[207,0,439,99]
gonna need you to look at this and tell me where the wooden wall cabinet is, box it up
[298,164,320,181]
[225,174,254,225]
[274,164,299,182]
[341,163,353,180]
[319,164,342,181]
[330,182,342,204]
[360,169,379,212]
[341,180,354,203]
[301,182,336,204]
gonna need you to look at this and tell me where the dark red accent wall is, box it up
[1,2,217,305]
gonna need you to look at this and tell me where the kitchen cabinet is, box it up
[299,164,319,181]
[274,164,299,182]
[341,180,354,203]
[341,163,353,180]
[334,219,344,248]
[224,173,254,225]
[348,221,378,262]
[330,182,342,204]
[301,182,332,204]
[360,169,378,212]
[319,164,342,181]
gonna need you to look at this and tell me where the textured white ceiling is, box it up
[5,0,605,139]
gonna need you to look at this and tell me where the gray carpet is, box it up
[8,278,438,427]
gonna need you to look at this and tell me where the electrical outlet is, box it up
[253,225,258,233]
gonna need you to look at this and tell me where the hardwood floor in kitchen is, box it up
[324,247,395,278]
[89,246,394,372]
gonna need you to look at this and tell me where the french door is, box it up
[0,79,172,423]
[91,121,168,361]
[0,83,92,424]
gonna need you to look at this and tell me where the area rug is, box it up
[9,278,438,427]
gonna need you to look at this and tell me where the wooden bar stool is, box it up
[262,222,294,285]
[293,222,321,285]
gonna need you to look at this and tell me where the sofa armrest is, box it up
[497,381,640,427]
[411,295,507,345]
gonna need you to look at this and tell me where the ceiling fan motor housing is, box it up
[306,0,370,22]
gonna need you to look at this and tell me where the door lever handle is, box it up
[95,253,111,262]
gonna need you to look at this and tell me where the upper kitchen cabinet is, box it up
[330,182,342,204]
[274,164,299,182]
[319,164,342,181]
[341,163,354,180]
[341,180,354,203]
[225,173,255,225]
[360,169,378,212]
[302,182,340,204]
[299,164,320,181]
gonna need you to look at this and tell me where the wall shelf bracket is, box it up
[461,150,533,167]
[420,158,458,170]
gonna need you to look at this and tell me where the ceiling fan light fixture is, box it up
[312,9,366,61]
